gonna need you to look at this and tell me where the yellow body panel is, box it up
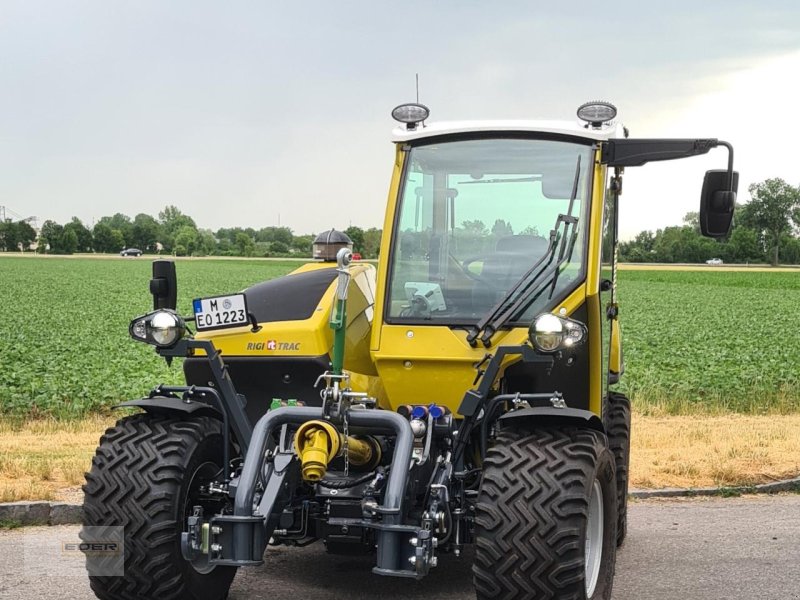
[194,261,382,398]
[609,319,623,376]
[584,153,608,416]
[371,147,406,352]
[372,326,528,413]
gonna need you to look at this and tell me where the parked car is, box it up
[120,248,143,257]
[706,257,723,265]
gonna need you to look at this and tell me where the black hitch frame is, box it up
[209,406,422,576]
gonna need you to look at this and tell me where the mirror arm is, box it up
[716,140,735,191]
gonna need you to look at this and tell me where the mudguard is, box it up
[116,396,222,418]
[498,406,605,433]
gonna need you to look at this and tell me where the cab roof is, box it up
[391,119,624,144]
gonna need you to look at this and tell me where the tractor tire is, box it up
[82,413,237,600]
[473,426,617,600]
[603,392,631,547]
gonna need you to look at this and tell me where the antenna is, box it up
[415,73,419,103]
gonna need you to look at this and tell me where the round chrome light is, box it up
[530,313,565,353]
[529,313,588,354]
[391,103,430,126]
[577,101,617,126]
[149,310,185,347]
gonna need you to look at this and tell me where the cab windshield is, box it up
[386,137,592,325]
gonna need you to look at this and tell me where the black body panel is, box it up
[501,302,591,410]
[183,355,330,424]
[244,268,337,324]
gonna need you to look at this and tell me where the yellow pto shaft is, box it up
[293,420,379,481]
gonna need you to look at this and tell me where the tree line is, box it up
[2,204,383,259]
[620,178,800,265]
[4,178,798,264]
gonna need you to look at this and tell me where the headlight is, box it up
[129,309,186,348]
[529,313,587,354]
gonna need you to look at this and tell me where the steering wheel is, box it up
[461,256,498,287]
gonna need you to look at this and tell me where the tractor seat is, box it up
[472,235,549,310]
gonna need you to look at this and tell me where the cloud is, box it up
[0,0,798,234]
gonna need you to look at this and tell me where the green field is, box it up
[1,256,798,417]
[617,270,800,414]
[0,257,297,418]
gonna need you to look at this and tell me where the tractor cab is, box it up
[383,122,607,325]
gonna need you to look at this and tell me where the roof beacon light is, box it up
[577,101,617,128]
[391,103,430,130]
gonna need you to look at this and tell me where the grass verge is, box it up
[0,416,115,503]
[630,414,800,489]
[0,414,798,501]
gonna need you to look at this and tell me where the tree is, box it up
[18,221,36,251]
[235,232,255,257]
[619,230,656,262]
[491,219,514,237]
[291,234,315,255]
[173,226,199,256]
[97,213,133,247]
[363,228,382,258]
[61,228,78,254]
[780,236,800,265]
[195,229,218,256]
[109,229,125,252]
[159,206,196,251]
[92,222,116,253]
[726,227,761,263]
[748,178,800,266]
[131,213,162,252]
[0,220,35,251]
[39,220,64,253]
[64,217,93,252]
[345,226,365,253]
[0,221,17,251]
[269,241,289,254]
[258,226,294,246]
[682,211,700,234]
[461,220,487,235]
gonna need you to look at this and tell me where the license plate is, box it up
[193,293,249,331]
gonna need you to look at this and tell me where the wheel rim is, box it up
[585,479,604,597]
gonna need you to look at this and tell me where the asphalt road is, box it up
[1,495,798,600]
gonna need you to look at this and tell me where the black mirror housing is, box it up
[700,169,738,238]
[150,260,177,310]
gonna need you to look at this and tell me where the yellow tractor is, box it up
[83,101,737,599]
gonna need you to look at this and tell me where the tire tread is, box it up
[82,414,233,600]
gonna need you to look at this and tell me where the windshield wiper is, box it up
[466,155,583,348]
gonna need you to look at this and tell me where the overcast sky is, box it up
[1,1,799,239]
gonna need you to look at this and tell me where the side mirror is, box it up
[150,260,177,310]
[700,169,738,238]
